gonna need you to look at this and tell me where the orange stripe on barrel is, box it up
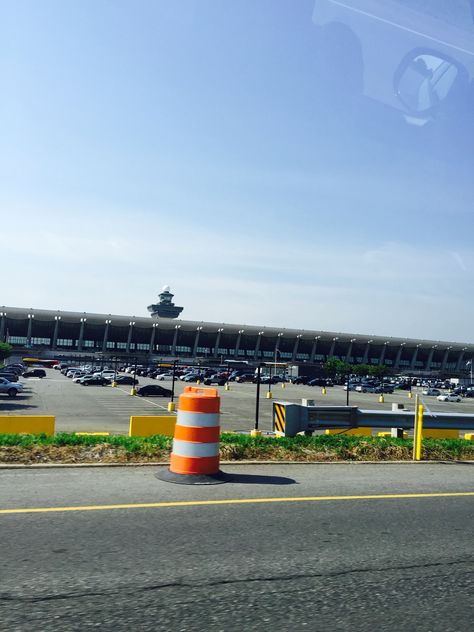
[174,425,220,443]
[179,387,220,414]
[170,454,220,475]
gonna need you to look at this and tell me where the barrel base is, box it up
[156,467,229,485]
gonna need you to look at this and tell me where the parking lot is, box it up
[2,369,474,434]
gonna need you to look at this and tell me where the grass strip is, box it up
[0,432,472,464]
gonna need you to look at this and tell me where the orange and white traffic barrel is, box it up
[157,386,227,484]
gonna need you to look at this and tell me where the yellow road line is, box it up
[115,387,168,410]
[1,492,473,515]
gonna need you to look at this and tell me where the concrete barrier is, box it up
[422,429,459,439]
[325,427,372,437]
[129,415,177,437]
[378,430,409,439]
[0,415,55,436]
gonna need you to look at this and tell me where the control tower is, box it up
[147,286,183,319]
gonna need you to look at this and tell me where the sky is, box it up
[1,0,473,341]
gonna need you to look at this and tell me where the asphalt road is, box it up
[1,463,473,631]
[2,369,474,434]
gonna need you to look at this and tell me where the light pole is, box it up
[169,358,178,412]
[254,363,262,432]
[130,356,138,396]
[346,338,356,406]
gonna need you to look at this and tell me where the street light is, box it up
[174,324,181,359]
[195,326,203,362]
[151,322,158,356]
[237,329,244,359]
[217,328,224,364]
[344,339,356,406]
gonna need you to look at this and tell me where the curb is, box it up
[0,460,472,470]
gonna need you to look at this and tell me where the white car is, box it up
[437,394,462,403]
[156,373,173,381]
[98,371,116,381]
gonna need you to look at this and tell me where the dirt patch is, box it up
[0,445,170,465]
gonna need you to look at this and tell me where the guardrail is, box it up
[273,402,474,437]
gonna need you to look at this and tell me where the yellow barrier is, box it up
[378,431,408,439]
[0,415,55,436]
[129,415,177,437]
[464,433,474,440]
[422,428,459,439]
[325,427,372,437]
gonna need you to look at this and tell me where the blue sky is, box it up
[1,0,473,341]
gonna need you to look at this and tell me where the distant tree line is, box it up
[0,342,12,367]
[322,356,388,380]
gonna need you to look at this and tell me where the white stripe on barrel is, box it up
[175,411,220,427]
[171,440,220,458]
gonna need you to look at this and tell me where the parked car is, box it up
[0,372,19,382]
[437,394,462,402]
[101,371,116,381]
[181,373,204,382]
[355,384,380,393]
[422,388,441,396]
[395,383,412,390]
[136,384,172,397]
[375,384,394,394]
[73,373,93,383]
[260,375,283,384]
[308,378,333,387]
[291,376,310,385]
[155,373,173,381]
[114,375,138,385]
[80,376,110,386]
[204,376,227,386]
[22,369,46,378]
[2,366,23,375]
[235,373,256,383]
[0,378,24,397]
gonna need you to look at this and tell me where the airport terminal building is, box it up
[1,300,473,376]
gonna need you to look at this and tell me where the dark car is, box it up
[260,375,283,384]
[308,378,331,387]
[3,366,24,375]
[395,382,412,390]
[375,384,394,394]
[80,376,110,386]
[291,376,310,385]
[114,375,138,385]
[204,376,227,386]
[234,373,256,383]
[22,369,46,378]
[0,372,19,382]
[136,384,172,397]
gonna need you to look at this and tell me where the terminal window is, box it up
[7,336,27,345]
[57,339,73,347]
[30,337,50,345]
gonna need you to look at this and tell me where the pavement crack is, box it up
[205,558,474,588]
[0,582,184,603]
[1,558,472,603]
